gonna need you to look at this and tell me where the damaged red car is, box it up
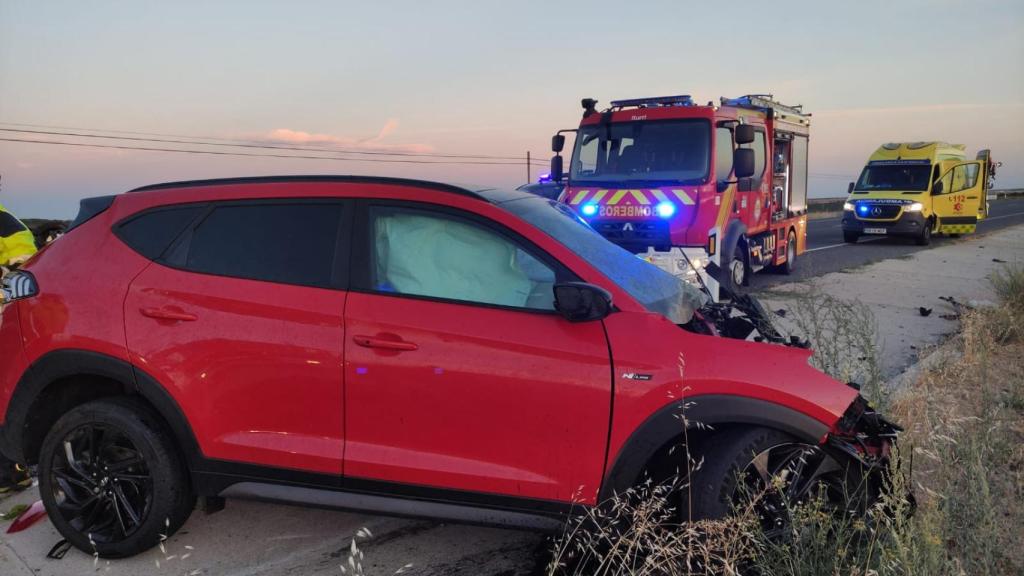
[0,176,901,557]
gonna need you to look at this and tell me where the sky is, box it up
[1,0,1022,218]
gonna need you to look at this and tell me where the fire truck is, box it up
[548,94,810,301]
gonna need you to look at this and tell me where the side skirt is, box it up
[219,482,565,531]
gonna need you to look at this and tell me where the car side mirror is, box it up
[734,148,755,179]
[847,181,855,195]
[932,180,943,195]
[552,134,565,153]
[550,155,564,182]
[735,124,755,145]
[553,282,612,322]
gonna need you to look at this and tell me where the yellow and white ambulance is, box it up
[842,142,996,245]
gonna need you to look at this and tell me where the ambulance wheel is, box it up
[949,233,961,238]
[782,230,797,275]
[915,223,932,246]
[843,231,859,244]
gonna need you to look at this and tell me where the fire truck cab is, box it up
[549,94,810,301]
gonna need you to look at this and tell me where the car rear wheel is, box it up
[38,398,194,558]
[843,231,860,243]
[686,427,848,537]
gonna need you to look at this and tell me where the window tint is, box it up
[714,127,734,180]
[185,203,344,287]
[117,206,203,259]
[369,206,557,310]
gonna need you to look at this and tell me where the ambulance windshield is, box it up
[855,162,933,192]
[570,119,711,185]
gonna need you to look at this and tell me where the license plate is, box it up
[863,227,887,235]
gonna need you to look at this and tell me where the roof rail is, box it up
[609,95,695,109]
[720,94,810,119]
[127,175,488,200]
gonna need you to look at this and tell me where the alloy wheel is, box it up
[48,424,153,543]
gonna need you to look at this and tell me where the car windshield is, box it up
[855,163,932,192]
[570,119,711,185]
[492,194,707,323]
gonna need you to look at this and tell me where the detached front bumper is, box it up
[842,211,927,237]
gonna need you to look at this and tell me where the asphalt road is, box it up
[749,197,1024,290]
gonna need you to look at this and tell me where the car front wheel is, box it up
[38,398,194,558]
[686,427,849,538]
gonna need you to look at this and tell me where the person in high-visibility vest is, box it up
[0,203,35,492]
[0,203,37,268]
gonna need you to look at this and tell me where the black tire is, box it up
[915,221,932,246]
[781,230,797,275]
[38,398,194,558]
[685,427,848,535]
[843,231,860,244]
[949,233,961,238]
[722,242,747,297]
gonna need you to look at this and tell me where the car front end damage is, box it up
[827,393,915,515]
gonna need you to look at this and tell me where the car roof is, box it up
[127,175,521,203]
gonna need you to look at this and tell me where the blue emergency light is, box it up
[581,203,598,217]
[656,201,676,218]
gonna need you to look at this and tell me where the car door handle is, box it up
[140,307,198,322]
[352,335,418,351]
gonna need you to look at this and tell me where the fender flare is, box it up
[722,220,747,263]
[598,394,830,502]
[0,349,201,467]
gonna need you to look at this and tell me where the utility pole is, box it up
[526,151,531,184]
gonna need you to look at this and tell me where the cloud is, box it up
[254,119,433,153]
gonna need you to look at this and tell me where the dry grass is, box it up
[546,266,1024,576]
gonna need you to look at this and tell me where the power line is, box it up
[0,137,550,167]
[0,122,530,161]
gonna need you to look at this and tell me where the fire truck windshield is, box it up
[570,119,710,185]
[854,163,932,192]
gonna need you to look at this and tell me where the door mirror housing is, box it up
[551,134,565,153]
[553,282,612,322]
[550,155,564,182]
[734,148,755,179]
[735,124,755,145]
[932,180,943,195]
[847,182,855,195]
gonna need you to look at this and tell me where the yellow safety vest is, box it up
[0,203,38,267]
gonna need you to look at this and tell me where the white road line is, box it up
[804,210,1024,253]
[805,237,885,253]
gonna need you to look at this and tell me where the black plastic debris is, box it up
[919,307,932,317]
[993,258,1007,263]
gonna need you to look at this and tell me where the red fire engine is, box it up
[548,94,810,301]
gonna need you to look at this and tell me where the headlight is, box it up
[905,202,924,212]
[843,202,855,211]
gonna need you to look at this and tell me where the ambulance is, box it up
[842,142,997,245]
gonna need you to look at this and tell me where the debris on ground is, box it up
[993,258,1007,263]
[1,503,28,521]
[919,307,932,317]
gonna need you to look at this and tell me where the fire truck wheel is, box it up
[729,254,746,290]
[843,231,860,244]
[782,230,797,275]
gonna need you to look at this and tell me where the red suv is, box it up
[0,177,898,557]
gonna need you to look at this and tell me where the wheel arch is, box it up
[598,394,829,502]
[1,349,201,468]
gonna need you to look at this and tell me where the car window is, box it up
[184,202,344,287]
[117,205,204,260]
[369,206,557,310]
[951,163,979,193]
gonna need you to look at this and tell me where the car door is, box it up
[933,162,984,234]
[123,199,350,475]
[343,200,612,504]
